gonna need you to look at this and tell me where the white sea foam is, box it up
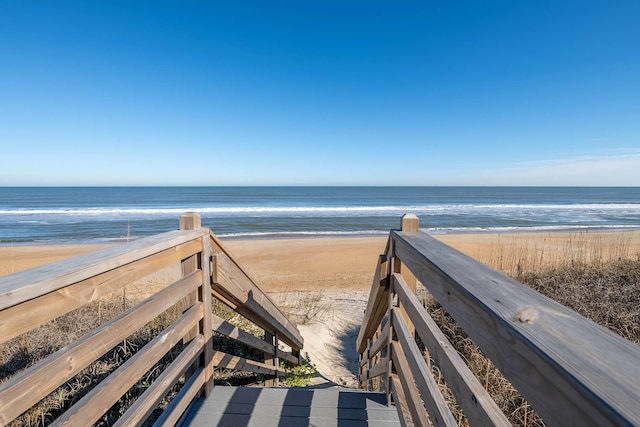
[426,224,640,233]
[218,230,389,238]
[2,203,639,217]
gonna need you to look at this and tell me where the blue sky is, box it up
[1,1,639,186]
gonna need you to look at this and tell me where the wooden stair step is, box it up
[181,386,401,427]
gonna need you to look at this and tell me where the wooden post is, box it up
[263,330,279,386]
[362,340,370,390]
[373,325,381,391]
[386,270,395,405]
[401,214,419,233]
[180,212,202,281]
[180,213,201,344]
[201,236,214,396]
[399,214,418,337]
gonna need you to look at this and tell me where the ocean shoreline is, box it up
[3,187,639,245]
[2,224,640,247]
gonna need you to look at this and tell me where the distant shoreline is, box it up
[3,224,640,247]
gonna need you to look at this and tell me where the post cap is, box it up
[401,214,419,232]
[180,212,202,230]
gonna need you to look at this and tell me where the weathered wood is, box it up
[0,239,202,345]
[211,350,287,376]
[114,336,204,427]
[180,214,201,344]
[200,237,214,396]
[213,250,303,349]
[396,219,417,337]
[53,303,204,426]
[356,254,389,353]
[210,284,294,349]
[211,313,272,352]
[209,230,298,335]
[0,228,207,311]
[390,373,414,427]
[0,212,309,425]
[393,230,640,427]
[390,341,432,427]
[277,347,301,365]
[263,330,278,386]
[360,347,369,369]
[392,309,457,427]
[400,214,419,232]
[0,271,202,426]
[366,356,389,380]
[213,311,301,363]
[369,318,390,362]
[386,272,395,405]
[393,273,510,427]
[153,367,205,427]
[179,212,201,231]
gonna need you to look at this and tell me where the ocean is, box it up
[1,187,639,244]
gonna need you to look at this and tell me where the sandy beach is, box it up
[3,231,639,289]
[2,231,639,387]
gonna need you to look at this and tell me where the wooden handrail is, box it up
[0,213,303,426]
[358,214,640,427]
[209,231,304,350]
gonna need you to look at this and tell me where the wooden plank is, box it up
[200,236,214,396]
[212,249,302,349]
[393,273,510,427]
[356,254,389,353]
[0,239,203,345]
[0,228,207,310]
[211,312,299,364]
[210,285,304,363]
[276,349,298,365]
[390,341,432,427]
[211,350,287,376]
[360,347,369,369]
[392,309,458,427]
[153,367,205,427]
[211,313,273,353]
[367,356,389,380]
[390,373,414,427]
[263,330,278,386]
[53,303,205,426]
[360,329,390,376]
[393,230,640,427]
[113,336,204,427]
[0,271,202,426]
[369,319,390,362]
[180,216,201,344]
[213,250,303,349]
[211,282,295,350]
[209,231,302,346]
[399,215,418,336]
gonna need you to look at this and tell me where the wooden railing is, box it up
[0,212,303,426]
[358,214,640,427]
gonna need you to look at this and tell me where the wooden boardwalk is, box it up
[3,212,640,426]
[180,386,401,427]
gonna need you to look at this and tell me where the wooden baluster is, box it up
[263,330,279,386]
[180,212,201,343]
